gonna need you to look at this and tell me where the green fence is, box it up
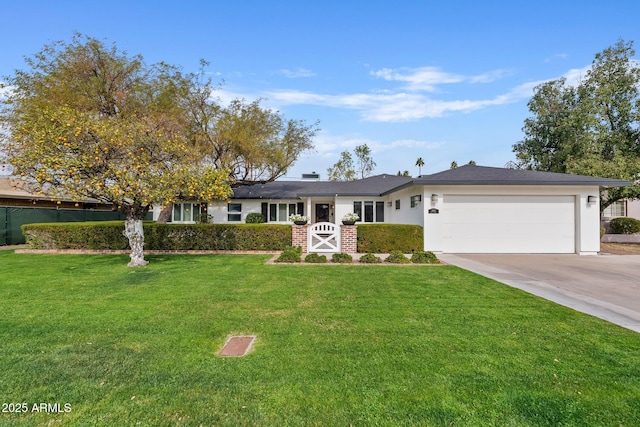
[0,207,130,245]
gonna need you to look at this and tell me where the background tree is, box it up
[327,151,355,181]
[0,34,232,266]
[513,39,640,211]
[397,170,410,177]
[354,144,376,179]
[182,68,318,187]
[415,157,425,175]
[450,161,458,169]
[327,144,376,181]
[154,78,318,222]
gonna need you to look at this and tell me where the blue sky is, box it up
[1,0,639,178]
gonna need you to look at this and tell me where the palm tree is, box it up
[415,157,425,176]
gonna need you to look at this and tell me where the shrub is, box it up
[245,213,266,224]
[357,224,423,253]
[304,253,327,263]
[23,222,291,251]
[359,253,382,264]
[411,251,439,264]
[198,213,214,224]
[385,250,410,264]
[609,217,640,234]
[22,221,129,250]
[275,246,302,263]
[331,253,353,263]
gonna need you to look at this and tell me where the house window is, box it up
[353,201,362,221]
[603,201,626,217]
[228,203,242,222]
[395,200,400,210]
[364,201,374,222]
[410,195,421,208]
[266,202,302,222]
[173,202,202,223]
[376,201,384,222]
[353,200,384,222]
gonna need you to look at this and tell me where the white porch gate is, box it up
[308,222,341,253]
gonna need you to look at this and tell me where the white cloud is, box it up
[220,62,607,124]
[388,139,444,150]
[371,66,511,91]
[371,67,464,92]
[266,89,515,122]
[278,68,316,78]
[562,66,590,87]
[312,131,443,156]
[468,69,512,83]
[544,53,569,63]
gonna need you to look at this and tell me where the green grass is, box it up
[1,251,639,426]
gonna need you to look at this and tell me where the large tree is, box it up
[0,34,232,266]
[195,97,318,186]
[513,40,640,211]
[151,63,318,222]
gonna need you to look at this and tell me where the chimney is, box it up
[301,173,320,180]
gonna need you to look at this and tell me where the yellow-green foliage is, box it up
[2,34,232,220]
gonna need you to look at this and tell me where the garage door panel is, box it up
[442,195,575,253]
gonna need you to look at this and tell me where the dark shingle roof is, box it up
[231,166,630,200]
[411,165,631,187]
[231,174,413,199]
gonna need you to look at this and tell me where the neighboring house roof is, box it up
[0,176,41,200]
[0,176,107,204]
[231,165,631,200]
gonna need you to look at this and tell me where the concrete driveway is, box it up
[439,253,640,333]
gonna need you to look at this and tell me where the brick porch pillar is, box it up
[340,224,357,254]
[291,224,308,253]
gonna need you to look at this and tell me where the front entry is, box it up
[315,204,330,222]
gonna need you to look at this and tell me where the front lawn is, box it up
[1,252,639,426]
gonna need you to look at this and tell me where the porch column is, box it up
[340,224,357,254]
[292,224,309,253]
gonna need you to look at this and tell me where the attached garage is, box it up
[412,165,631,255]
[442,195,575,253]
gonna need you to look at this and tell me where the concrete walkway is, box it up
[439,253,640,333]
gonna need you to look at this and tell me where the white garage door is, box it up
[442,195,575,253]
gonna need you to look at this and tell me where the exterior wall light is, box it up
[587,195,598,203]
[431,194,438,203]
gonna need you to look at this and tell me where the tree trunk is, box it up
[124,218,148,267]
[156,204,172,223]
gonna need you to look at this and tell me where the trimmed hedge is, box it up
[609,217,640,235]
[22,222,292,251]
[22,221,130,250]
[357,224,423,253]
